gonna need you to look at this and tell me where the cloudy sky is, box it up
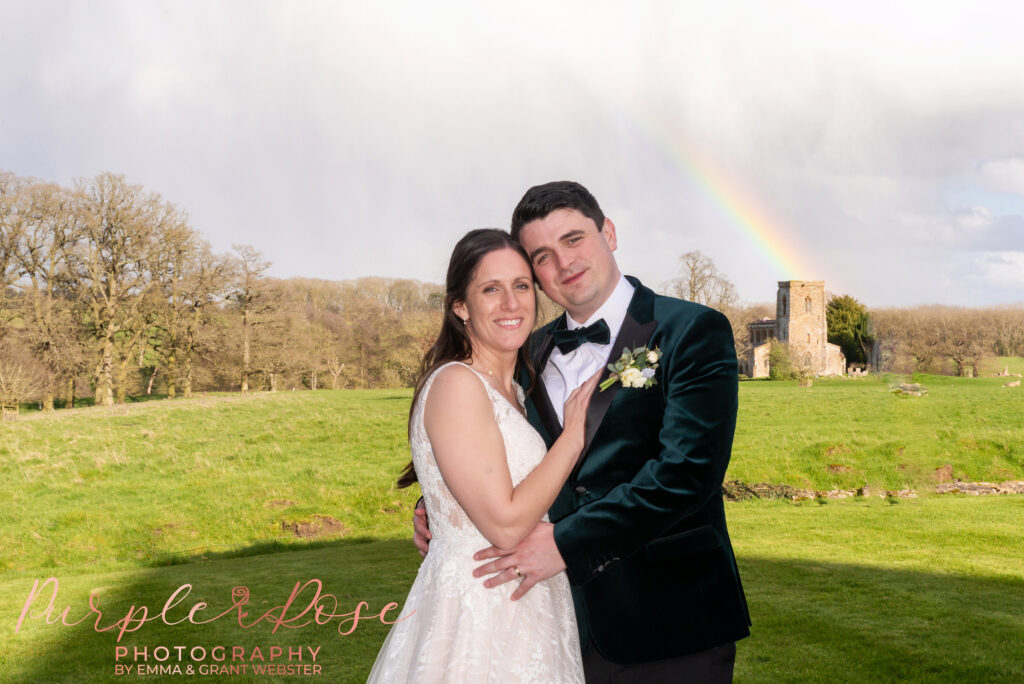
[2,1,1023,306]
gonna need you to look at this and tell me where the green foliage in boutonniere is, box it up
[599,346,662,391]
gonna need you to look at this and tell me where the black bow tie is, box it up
[552,318,610,354]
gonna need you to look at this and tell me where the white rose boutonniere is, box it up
[600,346,662,391]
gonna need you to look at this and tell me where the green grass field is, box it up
[1,372,1022,682]
[731,371,1024,490]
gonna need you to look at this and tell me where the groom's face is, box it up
[518,208,621,323]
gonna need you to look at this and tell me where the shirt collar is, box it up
[565,274,634,334]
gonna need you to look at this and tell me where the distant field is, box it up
[731,371,1024,490]
[1,371,1022,681]
[979,355,1024,377]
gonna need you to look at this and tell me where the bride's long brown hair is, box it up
[396,229,536,488]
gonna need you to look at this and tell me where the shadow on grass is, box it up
[734,557,1024,683]
[4,538,420,683]
[143,533,388,568]
[6,551,1023,683]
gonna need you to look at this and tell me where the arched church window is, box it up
[781,295,788,315]
[803,353,811,367]
[805,296,812,313]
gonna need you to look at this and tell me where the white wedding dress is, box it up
[367,362,584,683]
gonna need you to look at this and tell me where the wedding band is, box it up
[513,565,522,577]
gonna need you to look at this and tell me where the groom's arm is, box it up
[474,306,737,595]
[553,306,737,586]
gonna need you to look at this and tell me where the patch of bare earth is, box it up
[281,515,348,538]
[933,464,955,483]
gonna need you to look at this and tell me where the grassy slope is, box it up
[731,373,1024,490]
[0,391,419,578]
[2,370,1023,682]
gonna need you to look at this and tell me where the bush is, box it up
[0,343,45,419]
[768,340,798,380]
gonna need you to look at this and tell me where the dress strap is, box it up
[427,361,525,413]
[421,361,491,401]
[434,360,490,385]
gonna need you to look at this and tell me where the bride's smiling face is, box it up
[453,248,536,355]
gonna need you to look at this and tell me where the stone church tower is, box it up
[744,281,846,378]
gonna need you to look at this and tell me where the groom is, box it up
[417,181,750,681]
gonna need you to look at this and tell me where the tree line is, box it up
[3,172,1023,416]
[871,305,1024,376]
[0,170,443,415]
[661,251,1024,377]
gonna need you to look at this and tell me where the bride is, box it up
[367,229,597,683]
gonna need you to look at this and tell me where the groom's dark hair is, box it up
[510,181,605,241]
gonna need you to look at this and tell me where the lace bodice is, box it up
[411,361,550,549]
[366,361,584,683]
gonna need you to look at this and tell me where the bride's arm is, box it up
[424,364,596,550]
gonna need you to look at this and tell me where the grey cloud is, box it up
[3,2,1024,306]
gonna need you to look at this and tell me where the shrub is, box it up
[768,340,798,380]
[0,343,45,419]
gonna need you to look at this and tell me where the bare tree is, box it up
[902,307,947,373]
[112,299,162,402]
[13,181,85,409]
[144,221,203,398]
[991,305,1024,358]
[230,244,274,393]
[872,305,1008,375]
[180,244,232,398]
[0,172,30,339]
[938,308,989,377]
[326,356,345,389]
[0,343,43,419]
[76,173,186,405]
[48,308,90,408]
[661,251,739,311]
[869,308,907,373]
[723,301,775,362]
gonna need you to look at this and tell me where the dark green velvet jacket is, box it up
[526,276,751,664]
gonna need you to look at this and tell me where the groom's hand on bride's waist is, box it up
[413,500,431,557]
[472,522,567,600]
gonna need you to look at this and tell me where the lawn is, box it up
[1,373,1022,682]
[0,391,419,579]
[731,372,1024,490]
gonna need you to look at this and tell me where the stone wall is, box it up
[826,342,845,376]
[746,342,771,378]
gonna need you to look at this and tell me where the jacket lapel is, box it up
[531,278,659,473]
[573,277,658,478]
[530,314,564,441]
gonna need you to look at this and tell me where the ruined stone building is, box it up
[742,281,846,378]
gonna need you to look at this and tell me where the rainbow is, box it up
[613,108,809,280]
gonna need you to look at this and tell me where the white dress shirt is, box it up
[542,275,635,425]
